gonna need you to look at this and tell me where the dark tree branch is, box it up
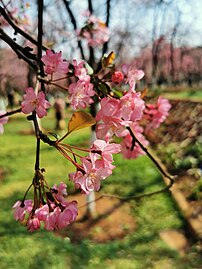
[62,0,85,60]
[0,108,21,119]
[102,0,111,56]
[88,0,93,13]
[37,0,45,93]
[87,0,95,66]
[127,126,175,189]
[0,7,48,51]
[0,28,38,70]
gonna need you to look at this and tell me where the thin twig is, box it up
[102,0,111,56]
[0,6,48,50]
[0,28,38,70]
[0,108,21,119]
[126,126,175,187]
[62,0,85,60]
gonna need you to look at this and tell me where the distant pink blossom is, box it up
[144,96,171,132]
[0,111,8,134]
[21,87,51,118]
[77,15,110,47]
[111,71,124,83]
[41,50,69,75]
[68,81,95,110]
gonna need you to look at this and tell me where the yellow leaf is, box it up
[102,51,115,68]
[141,88,148,99]
[68,111,96,134]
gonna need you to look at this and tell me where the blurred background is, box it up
[0,0,202,268]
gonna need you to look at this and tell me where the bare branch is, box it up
[0,7,48,51]
[0,28,38,70]
[0,108,21,119]
[62,0,85,60]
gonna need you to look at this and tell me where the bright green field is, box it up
[0,109,201,269]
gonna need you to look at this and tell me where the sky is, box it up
[1,0,202,54]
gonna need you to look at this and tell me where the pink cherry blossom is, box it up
[78,15,110,47]
[91,139,121,167]
[35,204,49,221]
[21,87,51,118]
[68,81,95,110]
[111,71,124,83]
[123,65,144,91]
[57,201,78,229]
[73,60,90,82]
[13,200,33,221]
[27,216,40,232]
[41,50,69,75]
[120,91,145,122]
[70,153,113,194]
[51,182,67,204]
[144,96,171,132]
[96,97,130,139]
[44,207,61,231]
[0,111,8,134]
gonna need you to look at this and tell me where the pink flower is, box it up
[123,65,144,91]
[27,217,40,232]
[68,81,95,110]
[44,207,61,231]
[51,182,67,204]
[78,15,110,47]
[91,139,121,168]
[111,71,124,83]
[57,201,78,229]
[157,96,171,116]
[13,200,33,221]
[144,96,171,132]
[41,50,69,75]
[73,60,90,82]
[120,92,145,122]
[35,204,49,221]
[70,153,112,194]
[21,87,51,118]
[13,182,78,231]
[0,111,8,134]
[96,97,129,139]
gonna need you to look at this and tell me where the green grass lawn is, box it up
[162,87,202,101]
[0,109,201,269]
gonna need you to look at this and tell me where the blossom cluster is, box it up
[13,49,171,162]
[0,47,171,232]
[77,13,110,47]
[69,139,121,194]
[13,182,78,232]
